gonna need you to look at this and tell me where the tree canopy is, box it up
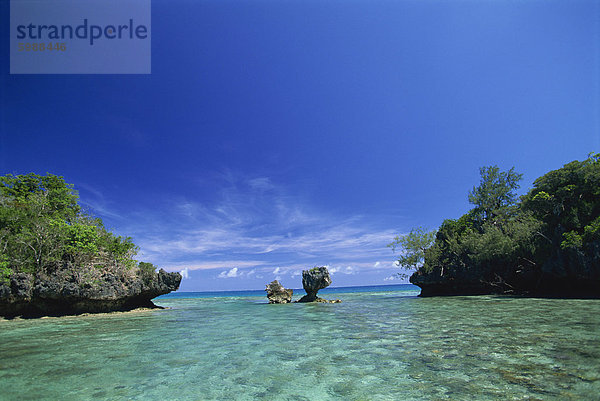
[388,227,436,276]
[468,166,522,223]
[522,153,600,252]
[0,173,154,284]
[391,154,600,293]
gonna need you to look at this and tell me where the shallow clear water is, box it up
[1,285,599,400]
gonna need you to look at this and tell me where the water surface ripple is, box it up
[1,286,599,400]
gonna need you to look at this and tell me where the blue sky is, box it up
[1,0,599,291]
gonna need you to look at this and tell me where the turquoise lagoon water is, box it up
[1,284,599,400]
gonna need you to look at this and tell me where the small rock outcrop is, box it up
[265,280,293,303]
[297,266,341,303]
[0,268,182,318]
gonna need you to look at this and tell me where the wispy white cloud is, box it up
[139,225,397,264]
[162,260,265,271]
[90,172,402,279]
[77,183,123,220]
[216,266,270,279]
[327,265,358,275]
[373,261,399,269]
[218,267,240,278]
[180,267,189,279]
[247,177,274,191]
[344,266,357,275]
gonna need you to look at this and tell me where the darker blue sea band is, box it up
[15,19,148,45]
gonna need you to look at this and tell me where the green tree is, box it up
[0,173,148,283]
[522,152,600,254]
[388,227,436,277]
[468,166,523,224]
[0,173,80,221]
[406,154,599,295]
[137,262,157,284]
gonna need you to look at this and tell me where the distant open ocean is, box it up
[1,284,599,400]
[157,283,420,300]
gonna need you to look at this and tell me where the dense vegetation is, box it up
[0,173,156,284]
[387,227,436,279]
[391,154,600,295]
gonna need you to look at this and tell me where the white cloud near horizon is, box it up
[163,260,265,272]
[94,171,404,280]
[218,267,240,278]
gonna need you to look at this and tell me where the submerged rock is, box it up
[297,266,340,303]
[0,268,181,318]
[313,297,341,303]
[265,280,293,304]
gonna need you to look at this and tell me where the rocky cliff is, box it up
[0,268,181,318]
[265,280,293,303]
[410,242,600,298]
[407,155,600,299]
[297,266,341,303]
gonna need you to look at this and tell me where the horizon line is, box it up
[171,282,417,293]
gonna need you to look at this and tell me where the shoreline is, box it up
[0,306,171,322]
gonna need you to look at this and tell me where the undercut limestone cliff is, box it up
[0,268,181,318]
[265,280,293,303]
[297,266,341,303]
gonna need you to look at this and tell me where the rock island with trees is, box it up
[390,154,600,298]
[0,173,181,318]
